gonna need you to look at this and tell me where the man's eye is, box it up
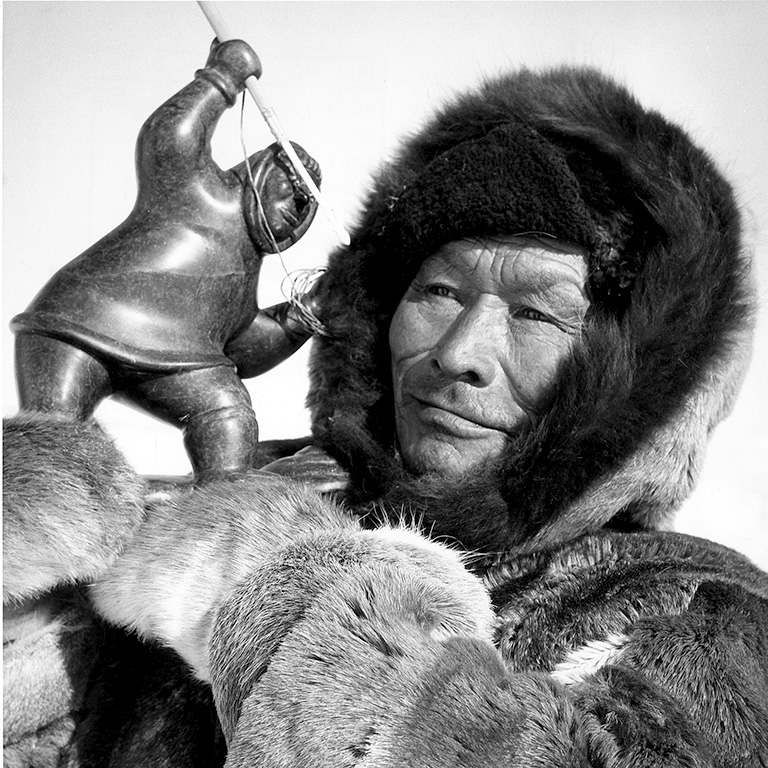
[425,284,458,300]
[515,306,550,322]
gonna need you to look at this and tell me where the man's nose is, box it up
[430,306,498,385]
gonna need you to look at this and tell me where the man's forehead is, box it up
[427,236,588,289]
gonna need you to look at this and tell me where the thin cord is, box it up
[241,95,282,256]
[281,268,329,337]
[239,95,329,336]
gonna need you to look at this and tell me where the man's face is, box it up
[389,236,589,476]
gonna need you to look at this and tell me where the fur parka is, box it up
[4,67,768,768]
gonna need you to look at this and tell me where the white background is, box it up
[3,1,767,568]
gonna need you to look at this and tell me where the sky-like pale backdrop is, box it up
[3,1,767,568]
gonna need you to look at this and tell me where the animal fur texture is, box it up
[89,474,495,735]
[5,411,768,767]
[3,414,146,604]
[3,590,100,766]
[209,524,496,747]
[206,520,767,767]
[90,472,361,679]
[2,415,145,764]
[4,66,768,768]
[111,476,761,767]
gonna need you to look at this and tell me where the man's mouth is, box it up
[409,395,502,436]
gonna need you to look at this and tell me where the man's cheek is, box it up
[391,304,441,361]
[502,336,568,409]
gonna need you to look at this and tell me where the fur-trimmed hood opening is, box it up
[307,67,754,555]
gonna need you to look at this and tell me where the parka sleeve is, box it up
[575,578,768,766]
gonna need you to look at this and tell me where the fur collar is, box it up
[307,67,753,552]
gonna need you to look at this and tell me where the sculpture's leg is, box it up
[14,334,112,418]
[122,366,258,482]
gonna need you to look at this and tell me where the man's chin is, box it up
[401,435,505,478]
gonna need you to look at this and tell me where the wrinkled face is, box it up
[389,236,589,476]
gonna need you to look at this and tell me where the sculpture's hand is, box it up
[199,39,262,105]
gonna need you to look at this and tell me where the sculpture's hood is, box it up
[308,67,753,554]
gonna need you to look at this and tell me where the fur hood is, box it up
[307,67,754,554]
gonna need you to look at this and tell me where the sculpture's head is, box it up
[240,141,321,253]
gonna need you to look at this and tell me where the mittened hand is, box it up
[209,526,497,766]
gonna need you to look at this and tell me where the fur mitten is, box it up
[208,526,496,765]
[3,413,146,604]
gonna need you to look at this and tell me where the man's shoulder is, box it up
[485,528,768,672]
[486,529,768,602]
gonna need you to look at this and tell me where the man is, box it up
[4,67,767,766]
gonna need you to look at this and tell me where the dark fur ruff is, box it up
[307,67,754,554]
